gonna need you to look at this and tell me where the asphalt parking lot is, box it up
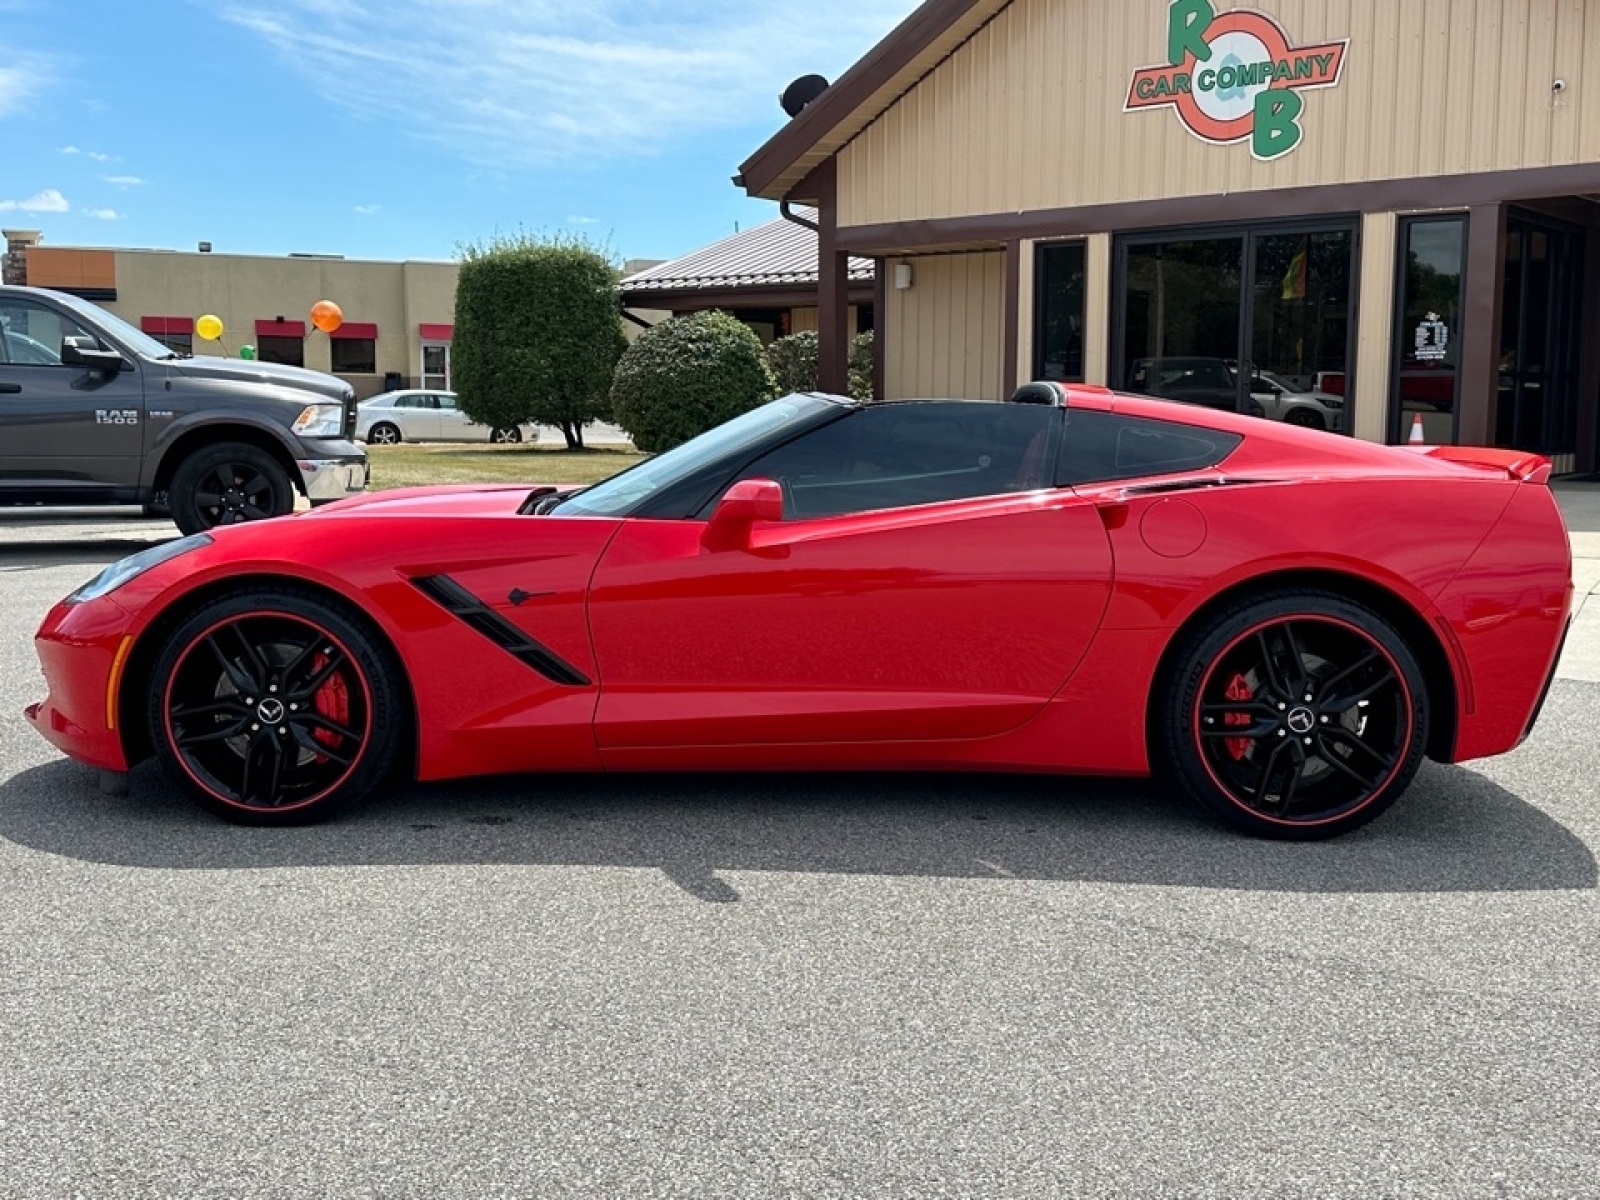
[2,490,1599,1197]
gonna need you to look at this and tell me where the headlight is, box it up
[292,403,345,438]
[67,534,212,604]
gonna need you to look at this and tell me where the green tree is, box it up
[766,330,820,394]
[453,233,627,450]
[611,311,776,453]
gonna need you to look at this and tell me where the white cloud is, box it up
[1,60,51,117]
[567,216,599,225]
[217,0,920,166]
[59,145,112,161]
[353,204,380,214]
[84,208,121,220]
[102,175,144,186]
[0,188,70,213]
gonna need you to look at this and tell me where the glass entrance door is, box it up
[1117,223,1355,434]
[1497,212,1582,455]
[421,341,450,391]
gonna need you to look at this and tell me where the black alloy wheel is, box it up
[148,590,407,824]
[490,426,522,444]
[367,422,402,445]
[169,442,294,535]
[1160,591,1429,839]
[1285,408,1326,430]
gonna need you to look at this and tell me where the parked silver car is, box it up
[356,389,533,444]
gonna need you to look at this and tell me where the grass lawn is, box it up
[366,442,647,491]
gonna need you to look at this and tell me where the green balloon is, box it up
[239,345,257,360]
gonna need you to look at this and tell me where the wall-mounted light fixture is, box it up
[893,262,914,290]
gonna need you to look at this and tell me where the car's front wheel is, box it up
[1158,591,1429,839]
[367,422,402,445]
[1285,408,1327,430]
[169,443,295,535]
[490,426,522,444]
[147,589,407,825]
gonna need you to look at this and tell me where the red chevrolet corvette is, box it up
[27,384,1573,838]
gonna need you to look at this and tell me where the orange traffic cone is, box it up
[1408,413,1426,444]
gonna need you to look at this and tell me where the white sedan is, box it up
[355,390,531,444]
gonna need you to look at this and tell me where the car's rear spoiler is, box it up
[1404,444,1553,484]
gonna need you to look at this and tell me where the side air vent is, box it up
[410,575,591,686]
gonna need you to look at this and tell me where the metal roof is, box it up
[621,209,874,294]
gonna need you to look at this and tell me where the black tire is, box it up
[1157,590,1429,840]
[147,588,407,825]
[368,422,402,445]
[490,426,522,444]
[169,443,295,535]
[1285,408,1327,430]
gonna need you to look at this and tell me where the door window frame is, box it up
[421,341,451,391]
[1389,213,1469,446]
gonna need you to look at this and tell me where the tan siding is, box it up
[1353,212,1397,444]
[884,253,1006,399]
[1085,233,1112,386]
[839,0,1600,228]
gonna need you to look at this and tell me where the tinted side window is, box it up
[735,402,1061,520]
[1056,410,1241,485]
[0,300,95,366]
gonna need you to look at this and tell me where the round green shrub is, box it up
[848,330,875,401]
[611,311,777,453]
[766,330,819,395]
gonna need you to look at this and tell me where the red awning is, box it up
[256,319,306,337]
[140,316,195,335]
[329,321,378,340]
[418,323,454,340]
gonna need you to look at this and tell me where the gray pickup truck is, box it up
[1,284,368,534]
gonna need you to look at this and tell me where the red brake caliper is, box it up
[1224,672,1254,761]
[310,653,350,759]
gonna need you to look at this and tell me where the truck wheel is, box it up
[170,443,295,535]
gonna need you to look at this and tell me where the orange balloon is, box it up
[310,300,343,334]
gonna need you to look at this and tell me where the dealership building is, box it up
[739,0,1600,473]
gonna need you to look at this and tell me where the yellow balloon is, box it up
[196,314,224,341]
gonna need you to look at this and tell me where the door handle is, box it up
[0,382,21,393]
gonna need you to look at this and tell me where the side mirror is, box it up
[702,478,784,551]
[61,335,127,374]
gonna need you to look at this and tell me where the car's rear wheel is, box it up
[1158,591,1429,840]
[490,426,522,444]
[169,443,295,535]
[147,590,406,825]
[1285,408,1326,430]
[367,422,402,445]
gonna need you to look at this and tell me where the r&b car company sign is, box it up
[1126,0,1347,160]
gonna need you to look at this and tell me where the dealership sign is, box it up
[1125,1,1347,160]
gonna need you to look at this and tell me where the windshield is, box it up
[49,290,181,360]
[557,394,837,518]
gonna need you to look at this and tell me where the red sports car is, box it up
[27,384,1573,839]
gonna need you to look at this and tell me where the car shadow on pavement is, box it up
[0,758,1592,898]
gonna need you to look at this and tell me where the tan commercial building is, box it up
[4,232,458,399]
[738,0,1600,474]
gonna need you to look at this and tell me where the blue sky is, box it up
[1,0,920,267]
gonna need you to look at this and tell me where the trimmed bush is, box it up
[453,233,626,449]
[848,330,875,401]
[611,311,776,453]
[766,330,820,395]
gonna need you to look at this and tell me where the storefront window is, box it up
[1116,223,1354,436]
[1033,242,1086,381]
[1392,216,1466,444]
